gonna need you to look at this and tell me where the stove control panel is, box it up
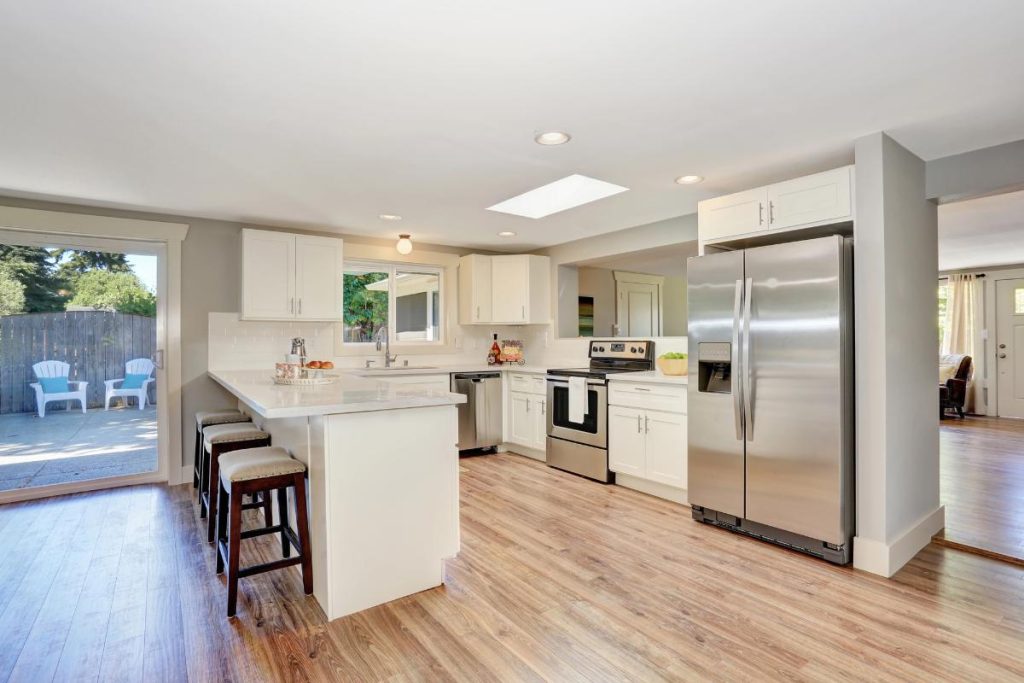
[588,340,653,360]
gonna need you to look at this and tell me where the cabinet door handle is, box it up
[290,297,295,313]
[476,305,480,320]
[758,202,764,225]
[637,415,642,433]
[634,387,651,392]
[521,305,525,319]
[526,399,530,413]
[541,401,545,416]
[298,298,302,315]
[645,415,649,434]
[769,201,775,224]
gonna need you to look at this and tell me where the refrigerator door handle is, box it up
[732,278,744,441]
[743,277,754,441]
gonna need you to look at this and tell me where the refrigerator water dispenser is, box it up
[697,342,732,394]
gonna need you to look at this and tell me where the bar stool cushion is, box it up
[196,409,249,428]
[203,422,266,449]
[219,447,305,491]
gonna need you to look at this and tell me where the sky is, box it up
[127,254,157,293]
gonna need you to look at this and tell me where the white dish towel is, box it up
[568,377,588,423]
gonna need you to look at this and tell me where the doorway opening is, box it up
[934,188,1024,563]
[0,233,166,498]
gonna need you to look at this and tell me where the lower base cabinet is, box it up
[508,390,546,452]
[608,384,687,491]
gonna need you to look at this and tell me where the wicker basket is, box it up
[272,374,338,386]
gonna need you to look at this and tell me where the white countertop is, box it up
[209,369,467,419]
[348,364,552,378]
[608,370,689,386]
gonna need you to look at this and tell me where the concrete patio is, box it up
[0,404,157,492]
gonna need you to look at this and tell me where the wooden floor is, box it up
[2,454,1024,682]
[938,415,1024,562]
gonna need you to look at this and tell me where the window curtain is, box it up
[941,273,982,412]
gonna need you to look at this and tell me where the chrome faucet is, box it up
[374,327,398,368]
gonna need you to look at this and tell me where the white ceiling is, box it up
[2,2,1024,251]
[939,189,1024,271]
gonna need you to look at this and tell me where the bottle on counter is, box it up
[487,333,502,365]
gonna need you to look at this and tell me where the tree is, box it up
[342,272,388,341]
[53,249,131,283]
[0,263,26,315]
[0,245,63,312]
[66,270,156,317]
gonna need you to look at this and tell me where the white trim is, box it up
[0,204,189,495]
[614,473,688,505]
[0,471,167,505]
[853,505,945,577]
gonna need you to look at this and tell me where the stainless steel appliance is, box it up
[451,372,503,452]
[547,340,654,482]
[687,234,853,564]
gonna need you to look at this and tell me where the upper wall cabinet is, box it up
[458,254,550,325]
[241,229,343,321]
[698,166,853,245]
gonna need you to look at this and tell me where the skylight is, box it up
[486,174,629,219]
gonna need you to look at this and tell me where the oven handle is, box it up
[546,377,606,388]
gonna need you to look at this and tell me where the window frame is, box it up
[340,259,445,348]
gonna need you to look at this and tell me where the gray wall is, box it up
[853,132,940,574]
[926,138,1024,201]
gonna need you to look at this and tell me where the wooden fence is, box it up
[0,311,156,414]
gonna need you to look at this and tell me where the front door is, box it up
[996,278,1024,419]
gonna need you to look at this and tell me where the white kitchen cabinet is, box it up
[242,229,296,320]
[767,166,852,232]
[509,392,534,446]
[294,235,345,320]
[697,187,769,242]
[608,405,645,476]
[458,254,550,325]
[457,254,492,324]
[644,409,687,489]
[506,372,547,452]
[608,380,687,495]
[241,228,343,321]
[697,165,853,245]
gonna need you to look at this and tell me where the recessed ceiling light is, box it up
[378,213,402,221]
[674,175,704,185]
[487,174,629,219]
[497,231,517,237]
[534,131,571,146]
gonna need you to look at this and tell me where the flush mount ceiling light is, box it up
[534,131,571,146]
[497,231,517,237]
[674,175,704,185]
[379,213,403,221]
[395,234,413,255]
[486,174,629,219]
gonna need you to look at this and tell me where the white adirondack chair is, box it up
[30,361,88,418]
[105,358,156,410]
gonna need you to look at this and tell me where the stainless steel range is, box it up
[546,340,654,482]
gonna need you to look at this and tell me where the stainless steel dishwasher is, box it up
[450,372,502,452]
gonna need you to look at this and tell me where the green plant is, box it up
[66,270,156,316]
[659,352,687,360]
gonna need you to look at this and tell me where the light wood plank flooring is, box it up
[1,453,1023,682]
[938,415,1024,562]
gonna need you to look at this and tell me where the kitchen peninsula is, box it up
[208,369,465,620]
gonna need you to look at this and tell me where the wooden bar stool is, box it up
[214,446,313,618]
[193,410,250,489]
[201,422,272,542]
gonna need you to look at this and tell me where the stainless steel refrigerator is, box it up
[686,235,854,564]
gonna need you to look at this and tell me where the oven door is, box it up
[546,377,607,448]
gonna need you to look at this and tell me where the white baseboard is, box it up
[614,473,688,505]
[853,505,945,577]
[175,464,193,486]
